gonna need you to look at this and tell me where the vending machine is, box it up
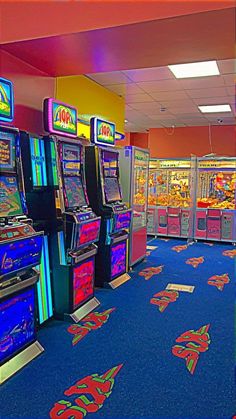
[43,98,101,321]
[19,132,53,325]
[119,146,150,267]
[0,77,44,384]
[195,157,236,242]
[85,118,132,288]
[147,158,193,238]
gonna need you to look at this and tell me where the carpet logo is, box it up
[150,290,179,312]
[208,273,230,291]
[67,308,115,346]
[222,249,236,259]
[172,324,211,375]
[49,364,123,418]
[172,245,188,253]
[139,265,164,280]
[185,256,204,268]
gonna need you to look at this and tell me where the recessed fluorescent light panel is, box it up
[168,60,220,78]
[198,104,231,113]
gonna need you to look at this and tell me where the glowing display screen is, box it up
[30,137,47,187]
[111,241,126,278]
[0,288,36,364]
[104,177,121,203]
[91,117,115,146]
[0,175,23,218]
[0,78,14,122]
[0,131,16,171]
[0,235,43,277]
[77,219,100,247]
[64,176,87,209]
[62,144,81,176]
[44,98,77,138]
[114,211,131,231]
[73,258,94,309]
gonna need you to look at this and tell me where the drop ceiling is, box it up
[87,59,235,132]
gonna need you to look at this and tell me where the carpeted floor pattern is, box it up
[0,238,235,419]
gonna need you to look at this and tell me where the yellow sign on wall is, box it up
[56,75,125,135]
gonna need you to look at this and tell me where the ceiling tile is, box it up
[223,74,235,86]
[184,121,208,126]
[150,90,189,101]
[130,102,161,111]
[226,86,235,96]
[217,59,236,75]
[122,66,173,82]
[179,76,225,90]
[126,93,153,103]
[149,114,178,121]
[106,83,144,95]
[192,96,234,106]
[155,99,195,109]
[86,71,131,85]
[171,106,200,115]
[137,79,180,93]
[186,87,228,99]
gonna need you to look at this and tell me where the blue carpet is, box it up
[0,239,235,418]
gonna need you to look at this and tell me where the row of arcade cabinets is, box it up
[22,99,102,322]
[0,78,44,384]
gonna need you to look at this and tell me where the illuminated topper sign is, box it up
[44,98,77,138]
[91,117,115,146]
[115,132,125,141]
[0,77,14,122]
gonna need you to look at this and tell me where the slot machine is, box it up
[0,77,44,384]
[19,132,53,326]
[85,117,132,288]
[43,98,101,321]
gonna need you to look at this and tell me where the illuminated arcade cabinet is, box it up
[85,117,132,288]
[0,77,44,384]
[43,98,101,321]
[19,133,53,325]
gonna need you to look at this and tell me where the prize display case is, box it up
[148,158,193,238]
[195,157,236,242]
[120,147,149,266]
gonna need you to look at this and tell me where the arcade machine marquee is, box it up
[0,77,44,384]
[43,98,101,321]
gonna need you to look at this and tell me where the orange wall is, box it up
[130,133,149,149]
[0,50,55,134]
[148,125,236,158]
[117,133,131,148]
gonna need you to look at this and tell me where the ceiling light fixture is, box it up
[125,119,128,123]
[168,60,220,78]
[198,104,231,113]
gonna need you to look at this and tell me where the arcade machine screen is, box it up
[0,131,16,172]
[0,175,23,218]
[0,287,36,365]
[102,150,121,203]
[29,136,47,187]
[62,143,81,176]
[64,176,87,209]
[0,235,43,279]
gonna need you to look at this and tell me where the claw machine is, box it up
[119,147,149,267]
[148,158,193,238]
[194,157,236,242]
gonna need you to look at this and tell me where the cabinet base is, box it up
[0,341,44,385]
[66,297,100,323]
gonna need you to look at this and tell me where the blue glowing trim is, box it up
[58,231,66,265]
[0,77,14,123]
[115,132,125,141]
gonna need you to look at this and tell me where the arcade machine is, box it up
[0,77,44,384]
[19,132,53,325]
[85,117,132,288]
[43,98,101,321]
[119,146,150,267]
[147,158,193,238]
[194,157,236,243]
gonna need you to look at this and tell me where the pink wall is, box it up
[148,125,236,158]
[0,49,55,134]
